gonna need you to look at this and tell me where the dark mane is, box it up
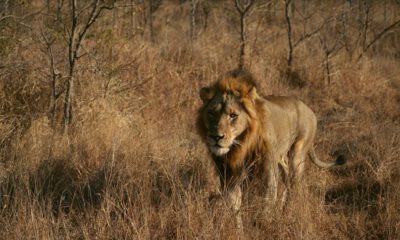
[216,68,259,98]
[223,68,259,88]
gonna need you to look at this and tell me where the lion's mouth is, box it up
[210,144,230,156]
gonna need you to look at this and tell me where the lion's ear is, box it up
[200,87,214,103]
[248,86,259,100]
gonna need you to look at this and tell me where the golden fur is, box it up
[197,69,345,223]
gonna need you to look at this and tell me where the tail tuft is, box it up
[309,147,347,168]
[335,155,347,165]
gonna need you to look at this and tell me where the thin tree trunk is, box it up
[191,0,197,39]
[49,48,58,128]
[149,0,154,42]
[141,0,146,37]
[129,0,134,38]
[285,0,293,69]
[265,2,272,24]
[112,3,117,27]
[383,0,387,25]
[47,0,51,13]
[4,0,9,14]
[361,0,370,50]
[56,0,63,21]
[63,0,77,130]
[343,0,350,55]
[63,74,74,127]
[234,0,254,70]
[50,79,57,127]
[324,54,331,85]
[64,66,75,128]
[203,4,209,30]
[238,10,245,69]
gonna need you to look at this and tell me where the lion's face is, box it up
[201,91,250,156]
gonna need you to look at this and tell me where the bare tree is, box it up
[319,35,343,85]
[284,0,324,69]
[40,30,62,128]
[63,0,114,130]
[283,1,338,86]
[234,0,255,69]
[358,18,400,60]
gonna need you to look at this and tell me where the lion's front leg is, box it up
[227,184,243,231]
[223,170,244,231]
[208,185,243,232]
[211,160,244,231]
[265,163,278,203]
[262,161,279,220]
[263,152,279,208]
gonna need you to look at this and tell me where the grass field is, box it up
[0,1,399,239]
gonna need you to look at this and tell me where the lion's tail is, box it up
[308,147,346,168]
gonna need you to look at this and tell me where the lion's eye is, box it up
[229,113,238,119]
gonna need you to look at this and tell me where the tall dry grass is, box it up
[0,1,399,239]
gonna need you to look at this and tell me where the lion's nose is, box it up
[210,134,225,141]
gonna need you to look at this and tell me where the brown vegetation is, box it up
[0,0,399,239]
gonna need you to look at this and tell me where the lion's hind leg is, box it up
[289,138,312,187]
[278,158,289,207]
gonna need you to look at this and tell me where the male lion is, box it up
[197,69,345,225]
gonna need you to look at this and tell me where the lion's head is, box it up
[198,69,260,157]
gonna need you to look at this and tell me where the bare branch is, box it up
[358,18,400,60]
[76,1,97,19]
[293,22,325,48]
[0,9,43,23]
[235,0,254,14]
[294,13,345,50]
[76,52,88,59]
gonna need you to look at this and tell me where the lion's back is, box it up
[263,95,316,122]
[259,95,317,149]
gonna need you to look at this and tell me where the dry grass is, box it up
[0,1,399,239]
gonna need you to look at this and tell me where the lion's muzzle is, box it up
[207,133,233,156]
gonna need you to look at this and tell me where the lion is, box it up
[197,68,345,226]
